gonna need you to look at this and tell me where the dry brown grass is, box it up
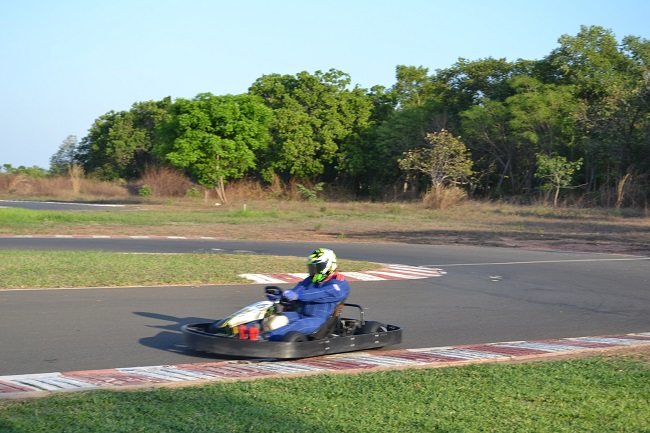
[0,173,130,200]
[422,186,468,209]
[0,170,338,203]
[137,166,199,198]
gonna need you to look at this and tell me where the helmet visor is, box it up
[307,262,328,276]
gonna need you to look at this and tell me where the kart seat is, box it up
[308,302,345,340]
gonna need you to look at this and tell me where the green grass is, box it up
[0,251,380,289]
[0,207,285,228]
[0,205,407,229]
[1,355,648,432]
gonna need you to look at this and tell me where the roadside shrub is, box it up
[80,178,129,198]
[138,184,152,197]
[185,187,202,199]
[223,178,268,202]
[70,164,84,195]
[4,174,32,194]
[137,167,196,197]
[423,186,467,209]
[297,182,324,202]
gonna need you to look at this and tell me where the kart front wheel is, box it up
[361,321,388,334]
[207,319,226,334]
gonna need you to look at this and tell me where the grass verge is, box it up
[1,353,649,432]
[0,251,380,289]
[2,201,649,255]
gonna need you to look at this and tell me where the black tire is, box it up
[361,321,387,334]
[282,331,307,342]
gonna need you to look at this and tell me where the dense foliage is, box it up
[35,26,650,205]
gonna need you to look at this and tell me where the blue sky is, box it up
[1,0,649,169]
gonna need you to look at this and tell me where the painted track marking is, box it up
[240,264,447,283]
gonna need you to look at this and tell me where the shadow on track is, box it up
[133,311,221,360]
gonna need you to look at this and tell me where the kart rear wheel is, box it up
[282,331,307,342]
[361,321,387,334]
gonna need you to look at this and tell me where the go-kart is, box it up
[181,286,402,359]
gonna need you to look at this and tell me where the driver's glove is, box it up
[282,290,299,301]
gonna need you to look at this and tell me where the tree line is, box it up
[43,26,650,206]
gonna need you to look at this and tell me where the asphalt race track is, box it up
[0,200,137,212]
[1,235,649,377]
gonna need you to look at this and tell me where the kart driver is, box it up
[265,247,350,341]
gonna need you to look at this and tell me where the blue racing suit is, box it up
[266,271,350,341]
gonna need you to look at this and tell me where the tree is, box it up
[49,135,79,176]
[535,153,583,207]
[460,99,514,196]
[505,76,581,194]
[368,66,456,196]
[66,25,649,207]
[0,164,47,177]
[435,57,522,105]
[336,85,398,197]
[373,99,446,190]
[77,98,172,180]
[156,93,272,203]
[545,26,650,198]
[392,65,435,108]
[548,26,633,101]
[398,130,473,206]
[249,69,373,182]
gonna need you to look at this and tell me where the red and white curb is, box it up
[2,332,648,399]
[240,265,446,284]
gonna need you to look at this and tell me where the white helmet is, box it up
[307,248,338,283]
